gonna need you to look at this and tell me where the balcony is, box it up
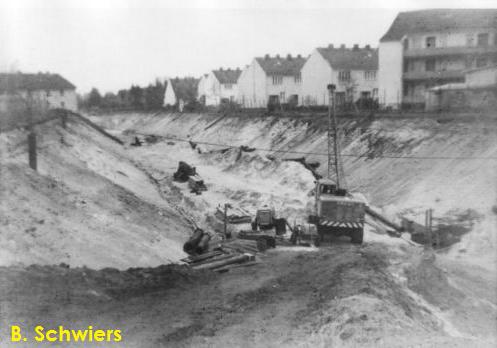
[403,70,465,81]
[404,45,497,58]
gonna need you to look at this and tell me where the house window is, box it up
[477,33,489,47]
[280,92,286,102]
[46,90,51,97]
[361,91,371,99]
[272,76,283,85]
[403,82,409,97]
[425,59,436,72]
[364,71,376,80]
[294,73,302,84]
[338,71,350,82]
[476,57,487,68]
[425,36,436,48]
[224,83,233,89]
[60,89,65,96]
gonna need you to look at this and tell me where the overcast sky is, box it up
[1,0,495,94]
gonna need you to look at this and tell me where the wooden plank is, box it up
[214,260,258,273]
[183,250,223,264]
[192,254,251,271]
[190,253,237,267]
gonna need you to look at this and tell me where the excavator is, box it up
[307,84,365,244]
[307,84,403,245]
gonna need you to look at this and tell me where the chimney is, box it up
[264,54,270,60]
[328,44,334,49]
[287,54,292,60]
[340,44,346,49]
[365,44,371,50]
[353,44,359,50]
[219,67,223,71]
[227,67,231,71]
[297,54,302,59]
[276,54,280,59]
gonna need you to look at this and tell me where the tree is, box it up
[129,85,144,109]
[143,80,165,110]
[87,88,102,108]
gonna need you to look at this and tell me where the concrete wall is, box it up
[426,86,497,111]
[466,67,497,88]
[237,59,267,108]
[379,41,403,108]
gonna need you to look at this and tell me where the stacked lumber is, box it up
[215,205,252,224]
[181,248,255,272]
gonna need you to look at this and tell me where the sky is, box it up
[1,0,496,94]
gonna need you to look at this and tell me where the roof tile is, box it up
[0,72,76,93]
[316,47,378,71]
[255,56,306,76]
[212,69,241,84]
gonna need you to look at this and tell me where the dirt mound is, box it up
[0,118,191,268]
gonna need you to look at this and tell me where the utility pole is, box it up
[223,203,232,239]
[327,84,340,188]
[26,90,37,171]
[425,209,433,249]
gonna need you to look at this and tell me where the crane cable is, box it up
[136,133,497,161]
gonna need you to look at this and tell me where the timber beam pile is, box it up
[181,249,256,272]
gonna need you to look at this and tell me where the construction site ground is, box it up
[1,111,496,347]
[1,241,495,348]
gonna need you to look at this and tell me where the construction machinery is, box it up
[251,205,276,231]
[250,205,287,235]
[308,84,366,245]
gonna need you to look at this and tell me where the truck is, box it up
[308,179,365,245]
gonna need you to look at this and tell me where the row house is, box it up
[237,54,306,108]
[379,9,497,109]
[163,77,199,110]
[301,44,378,106]
[0,72,77,112]
[197,68,241,106]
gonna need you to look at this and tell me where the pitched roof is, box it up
[381,9,497,42]
[169,77,199,101]
[255,55,306,76]
[316,47,378,71]
[212,68,242,84]
[0,72,76,93]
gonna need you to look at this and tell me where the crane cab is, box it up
[309,179,365,244]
